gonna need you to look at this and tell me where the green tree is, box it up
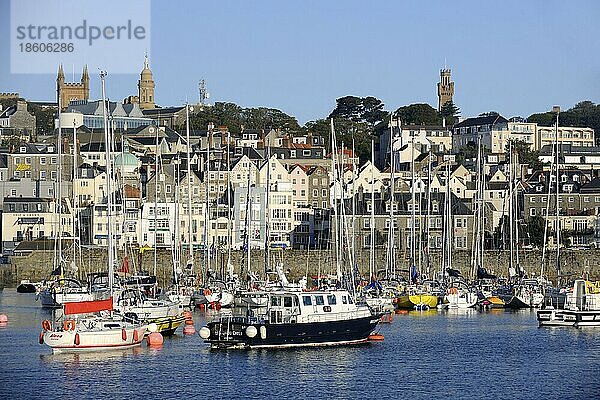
[329,95,363,122]
[362,96,389,125]
[329,95,389,126]
[506,139,543,170]
[455,141,478,164]
[526,215,546,247]
[187,102,300,134]
[393,103,441,125]
[439,100,460,125]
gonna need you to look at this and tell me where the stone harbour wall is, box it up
[2,248,599,287]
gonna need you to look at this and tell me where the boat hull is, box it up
[394,294,439,309]
[43,327,146,353]
[205,315,379,349]
[147,315,186,336]
[538,308,600,328]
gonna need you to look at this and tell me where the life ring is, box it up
[41,319,52,331]
[448,287,458,295]
[63,319,76,331]
[203,289,212,296]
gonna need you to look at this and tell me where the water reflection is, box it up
[40,346,142,365]
[2,290,600,399]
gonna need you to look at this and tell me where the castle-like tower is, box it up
[437,68,454,111]
[57,65,89,109]
[138,55,156,110]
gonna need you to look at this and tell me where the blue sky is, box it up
[1,0,600,124]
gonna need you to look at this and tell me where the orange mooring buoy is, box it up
[147,332,164,347]
[380,313,393,323]
[368,333,385,341]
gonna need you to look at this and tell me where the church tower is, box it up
[138,55,156,110]
[57,64,90,110]
[437,68,454,111]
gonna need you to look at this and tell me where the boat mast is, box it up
[351,139,356,281]
[245,159,252,284]
[410,138,416,280]
[540,128,556,279]
[508,140,514,279]
[185,104,194,277]
[172,154,181,288]
[56,86,63,278]
[204,132,211,284]
[554,106,561,282]
[330,119,342,280]
[226,131,232,278]
[153,121,159,280]
[425,146,432,279]
[100,71,115,298]
[369,140,375,281]
[387,117,396,279]
[264,145,271,277]
[72,119,78,278]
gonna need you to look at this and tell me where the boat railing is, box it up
[303,309,371,323]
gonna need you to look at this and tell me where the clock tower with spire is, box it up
[138,54,156,110]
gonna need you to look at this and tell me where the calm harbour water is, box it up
[1,289,599,400]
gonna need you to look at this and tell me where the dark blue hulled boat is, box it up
[199,289,380,349]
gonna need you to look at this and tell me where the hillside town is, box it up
[0,56,599,279]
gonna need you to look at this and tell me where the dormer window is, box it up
[20,146,26,153]
[536,186,543,192]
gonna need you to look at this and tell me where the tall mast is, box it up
[369,140,375,280]
[226,131,232,275]
[387,118,396,279]
[153,121,159,279]
[204,133,211,283]
[264,145,271,277]
[351,139,356,280]
[425,146,432,278]
[172,154,181,286]
[330,119,341,280]
[245,160,252,283]
[56,85,63,278]
[72,119,78,277]
[508,140,514,279]
[553,107,561,282]
[410,138,416,278]
[185,104,193,274]
[100,71,114,297]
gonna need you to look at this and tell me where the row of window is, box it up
[13,156,57,165]
[530,195,600,203]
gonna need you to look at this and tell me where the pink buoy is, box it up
[183,324,196,335]
[0,314,7,323]
[146,332,164,347]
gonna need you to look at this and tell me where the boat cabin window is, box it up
[284,296,293,308]
[341,295,348,304]
[327,295,337,305]
[315,295,324,305]
[303,296,312,306]
[271,296,282,307]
